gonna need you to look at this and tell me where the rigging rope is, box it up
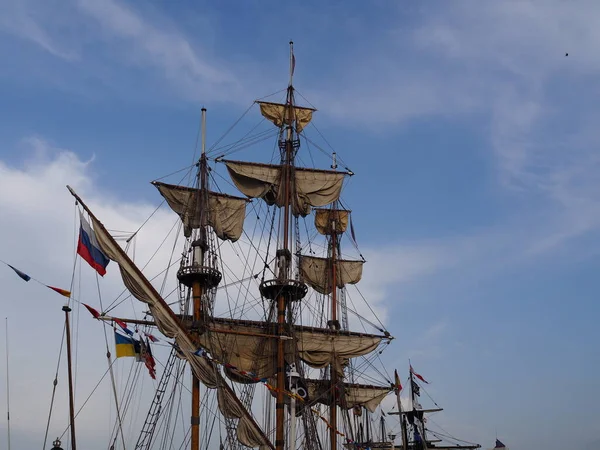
[42,322,66,450]
[125,200,167,245]
[211,128,278,158]
[57,362,116,441]
[151,163,197,183]
[206,101,257,156]
[426,422,480,446]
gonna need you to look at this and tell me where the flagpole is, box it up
[63,306,77,450]
[289,40,294,87]
[5,318,11,450]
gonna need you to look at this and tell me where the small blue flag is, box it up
[7,264,31,282]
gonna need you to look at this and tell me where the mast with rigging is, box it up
[65,42,402,450]
[184,107,213,450]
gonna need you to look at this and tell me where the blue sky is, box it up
[1,1,600,449]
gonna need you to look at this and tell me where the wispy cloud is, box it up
[391,2,600,255]
[75,0,243,100]
[0,0,270,103]
[0,0,79,60]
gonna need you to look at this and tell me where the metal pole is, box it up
[5,318,11,450]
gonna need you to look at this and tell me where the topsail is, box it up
[224,160,347,216]
[257,101,315,132]
[314,208,350,235]
[153,181,248,241]
[299,255,364,295]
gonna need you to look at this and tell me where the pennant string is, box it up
[2,260,71,299]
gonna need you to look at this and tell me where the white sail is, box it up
[257,101,315,132]
[307,380,391,413]
[153,181,248,241]
[314,208,350,235]
[224,160,346,216]
[197,318,386,380]
[299,255,364,295]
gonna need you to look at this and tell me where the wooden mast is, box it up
[190,107,208,450]
[275,40,296,450]
[63,305,77,450]
[329,213,338,450]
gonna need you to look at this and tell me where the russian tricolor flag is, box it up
[77,213,109,276]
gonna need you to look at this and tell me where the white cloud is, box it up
[0,139,185,449]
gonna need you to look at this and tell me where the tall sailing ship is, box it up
[39,43,481,450]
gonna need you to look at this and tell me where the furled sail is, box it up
[296,325,380,374]
[196,321,283,381]
[257,101,315,133]
[152,181,248,241]
[299,256,364,295]
[307,380,392,413]
[224,160,346,216]
[69,188,273,450]
[195,318,385,379]
[314,208,350,235]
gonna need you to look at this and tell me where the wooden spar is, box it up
[388,408,443,416]
[95,315,390,340]
[96,316,287,339]
[330,217,338,450]
[63,305,77,450]
[97,317,155,326]
[66,185,274,450]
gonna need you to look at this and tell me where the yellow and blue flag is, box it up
[115,331,136,358]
